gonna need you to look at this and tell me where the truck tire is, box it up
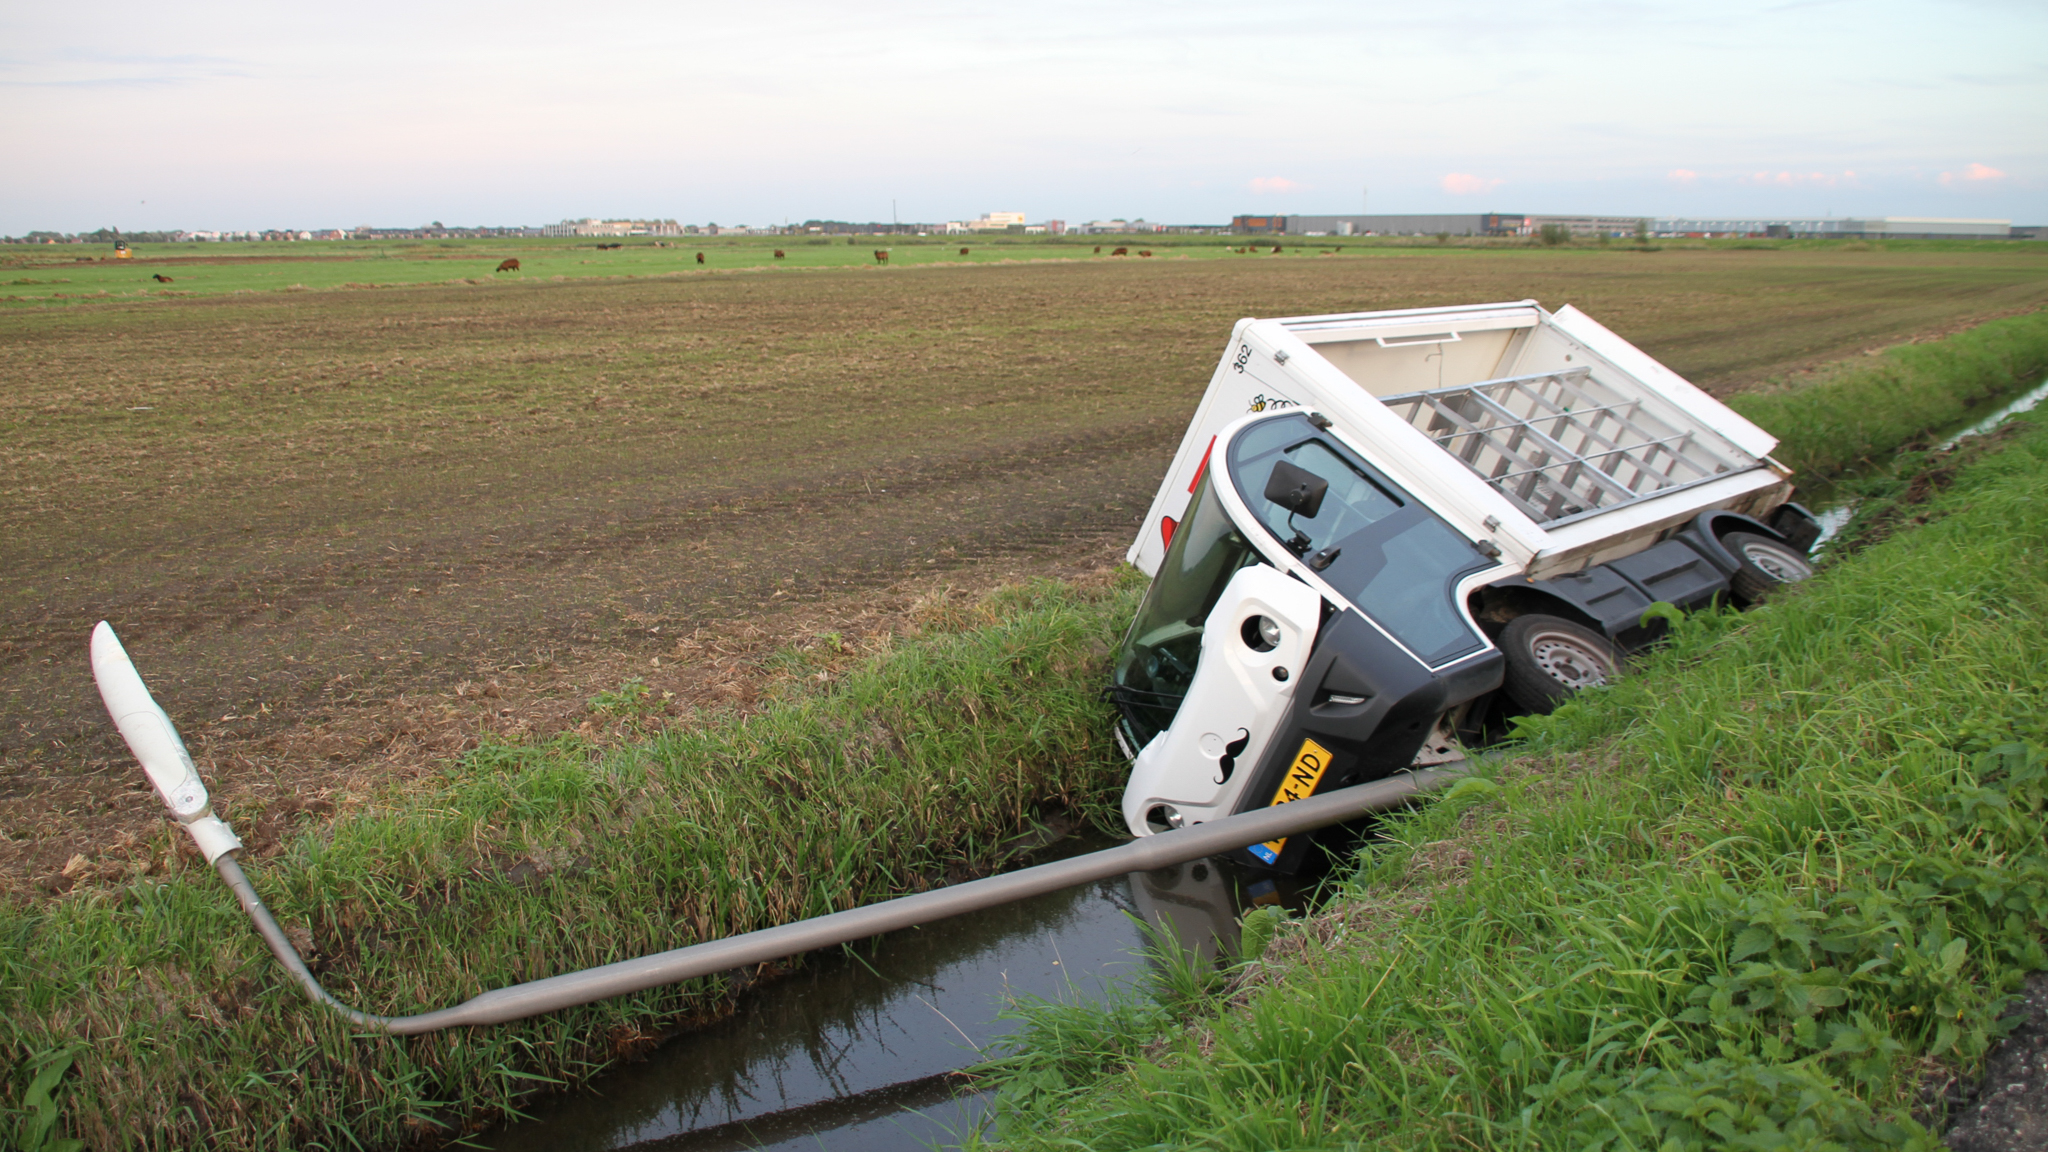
[1722,531,1814,603]
[1501,614,1619,714]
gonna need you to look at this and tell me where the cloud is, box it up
[1440,172,1502,196]
[1248,176,1299,195]
[1940,162,2007,186]
[1667,168,1699,184]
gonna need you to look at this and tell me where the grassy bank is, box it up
[1728,307,2048,477]
[9,300,2048,1149]
[1,581,1136,1150]
[967,415,2048,1148]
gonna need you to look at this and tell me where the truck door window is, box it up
[1230,414,1492,667]
[1110,472,1262,748]
[1246,440,1401,558]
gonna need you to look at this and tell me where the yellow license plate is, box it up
[1247,737,1333,865]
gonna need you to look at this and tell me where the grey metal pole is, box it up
[217,765,1464,1036]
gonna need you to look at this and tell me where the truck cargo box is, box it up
[1129,301,1792,583]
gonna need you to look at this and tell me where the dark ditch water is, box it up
[478,832,1312,1151]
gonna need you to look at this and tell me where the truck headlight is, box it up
[1145,804,1184,833]
[1242,614,1281,652]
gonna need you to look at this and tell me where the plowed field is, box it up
[6,244,2046,892]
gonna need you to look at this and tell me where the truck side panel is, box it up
[1543,305,1780,461]
[1128,321,1317,576]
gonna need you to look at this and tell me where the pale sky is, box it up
[2,0,2043,233]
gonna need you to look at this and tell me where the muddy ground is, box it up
[6,248,2048,895]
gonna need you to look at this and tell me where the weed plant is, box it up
[0,580,1136,1150]
[1729,308,2048,477]
[966,410,2048,1149]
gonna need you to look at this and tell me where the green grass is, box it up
[963,413,2048,1149]
[1729,308,2048,477]
[0,579,1137,1150]
[5,234,2041,305]
[0,235,1322,303]
[6,267,2048,1148]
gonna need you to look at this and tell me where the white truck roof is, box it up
[1129,301,1788,581]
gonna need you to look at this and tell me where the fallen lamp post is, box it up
[91,620,1463,1037]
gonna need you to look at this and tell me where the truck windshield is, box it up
[1110,471,1263,749]
[1228,413,1492,667]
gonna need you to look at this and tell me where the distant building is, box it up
[541,218,684,237]
[1227,212,2024,240]
[1653,218,1842,238]
[965,211,1027,232]
[1654,217,2010,239]
[1835,217,2009,239]
[1072,219,1167,234]
[1519,215,1648,238]
[1233,213,1533,236]
[800,220,931,235]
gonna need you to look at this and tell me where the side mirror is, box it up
[1264,459,1328,519]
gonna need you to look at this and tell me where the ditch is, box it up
[481,375,2048,1152]
[478,833,1309,1151]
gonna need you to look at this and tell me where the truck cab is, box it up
[1110,302,1819,870]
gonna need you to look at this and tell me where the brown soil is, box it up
[7,252,2046,898]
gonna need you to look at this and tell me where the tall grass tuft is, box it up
[966,409,2048,1150]
[1730,308,2048,477]
[1,579,1137,1151]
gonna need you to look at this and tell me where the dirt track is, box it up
[7,249,2047,894]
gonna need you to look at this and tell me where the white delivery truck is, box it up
[1109,300,1821,871]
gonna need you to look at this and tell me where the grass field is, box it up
[1728,309,2048,476]
[5,281,2047,1149]
[3,234,2042,305]
[5,235,1176,302]
[4,246,2046,899]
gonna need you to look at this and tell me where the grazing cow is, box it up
[1271,245,1282,253]
[774,249,786,259]
[495,258,520,273]
[1111,246,1128,256]
[873,250,889,264]
[1094,245,1102,254]
[1138,249,1152,257]
[959,247,970,256]
[152,273,174,283]
[696,252,705,264]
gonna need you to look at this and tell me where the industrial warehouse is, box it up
[1230,212,2025,239]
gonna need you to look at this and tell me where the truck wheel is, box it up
[1501,614,1619,714]
[1722,531,1814,603]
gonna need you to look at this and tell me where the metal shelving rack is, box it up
[1382,368,1755,525]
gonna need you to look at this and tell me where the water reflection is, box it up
[480,834,1308,1152]
[1808,376,2048,553]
